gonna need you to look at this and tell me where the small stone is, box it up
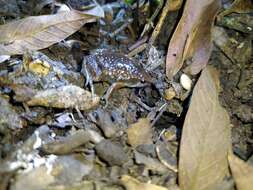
[164,87,176,100]
[180,73,192,90]
[95,140,127,166]
[0,95,23,129]
[127,118,153,147]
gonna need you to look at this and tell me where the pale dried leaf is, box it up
[121,175,168,190]
[27,85,100,110]
[0,55,10,63]
[0,6,104,55]
[228,153,253,190]
[166,0,220,79]
[179,66,231,190]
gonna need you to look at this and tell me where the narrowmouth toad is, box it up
[81,51,152,104]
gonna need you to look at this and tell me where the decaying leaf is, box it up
[127,118,153,147]
[121,175,168,190]
[218,0,253,18]
[27,85,100,110]
[166,0,220,79]
[0,6,104,55]
[228,153,253,190]
[0,95,23,129]
[167,0,184,11]
[179,66,231,190]
[25,58,51,76]
[212,26,252,64]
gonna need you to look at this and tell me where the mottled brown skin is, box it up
[81,52,152,104]
[83,52,152,83]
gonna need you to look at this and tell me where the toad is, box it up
[81,51,152,104]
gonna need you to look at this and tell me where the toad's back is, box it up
[86,52,152,83]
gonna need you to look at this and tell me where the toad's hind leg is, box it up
[102,82,150,107]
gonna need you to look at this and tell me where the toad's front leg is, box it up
[81,58,95,97]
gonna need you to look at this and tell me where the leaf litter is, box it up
[0,0,252,190]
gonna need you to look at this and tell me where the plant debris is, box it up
[0,0,252,190]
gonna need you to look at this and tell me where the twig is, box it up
[149,0,173,45]
[109,18,133,38]
[127,43,147,57]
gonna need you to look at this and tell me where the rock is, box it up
[0,95,23,129]
[136,144,156,157]
[52,156,93,185]
[11,166,55,190]
[134,151,168,174]
[95,108,118,138]
[164,87,176,100]
[180,73,192,90]
[95,140,127,166]
[127,118,153,147]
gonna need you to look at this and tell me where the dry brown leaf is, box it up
[228,153,253,190]
[182,1,220,75]
[121,175,168,190]
[127,118,153,147]
[166,0,220,79]
[0,6,104,55]
[179,66,231,190]
[27,85,100,110]
[167,0,184,11]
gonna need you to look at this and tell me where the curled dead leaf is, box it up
[27,85,100,111]
[166,0,220,79]
[0,6,104,55]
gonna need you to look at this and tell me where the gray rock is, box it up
[95,139,127,166]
